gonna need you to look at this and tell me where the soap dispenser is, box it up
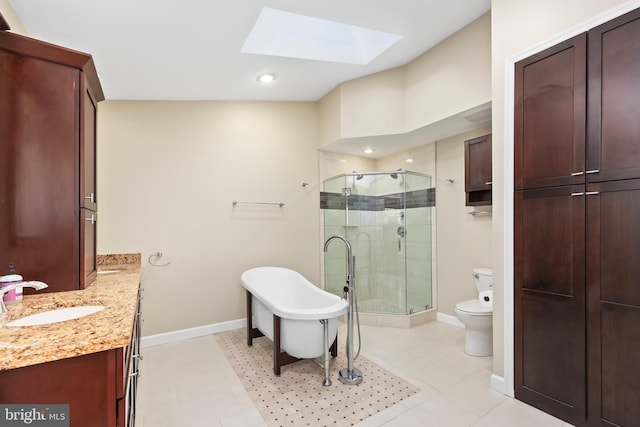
[1,263,23,303]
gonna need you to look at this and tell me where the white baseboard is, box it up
[491,374,513,397]
[141,318,246,348]
[436,312,464,328]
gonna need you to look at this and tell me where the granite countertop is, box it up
[0,254,141,371]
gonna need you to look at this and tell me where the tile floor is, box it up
[136,321,573,426]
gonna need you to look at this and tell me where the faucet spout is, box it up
[0,281,48,315]
[324,235,353,282]
[324,235,351,255]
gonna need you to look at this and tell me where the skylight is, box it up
[241,8,402,65]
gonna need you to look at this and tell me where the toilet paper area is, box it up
[479,290,493,307]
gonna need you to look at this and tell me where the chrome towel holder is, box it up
[232,201,285,207]
[148,252,171,267]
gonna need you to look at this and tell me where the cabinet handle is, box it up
[571,171,584,176]
[585,191,600,195]
[485,181,493,185]
[84,193,95,203]
[586,169,600,174]
[571,192,585,196]
[85,214,96,225]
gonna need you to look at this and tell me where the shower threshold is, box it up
[356,308,437,329]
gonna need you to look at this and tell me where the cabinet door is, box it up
[515,34,586,190]
[0,50,81,292]
[587,8,640,183]
[81,86,98,211]
[514,186,586,424]
[586,179,640,426]
[81,209,97,286]
[465,134,492,206]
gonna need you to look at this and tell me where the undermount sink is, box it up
[6,305,105,327]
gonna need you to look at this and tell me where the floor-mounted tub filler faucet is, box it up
[0,281,48,317]
[324,235,363,385]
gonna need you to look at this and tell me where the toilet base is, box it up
[464,327,493,357]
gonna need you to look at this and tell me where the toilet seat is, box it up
[455,299,492,315]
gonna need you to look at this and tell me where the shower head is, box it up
[390,169,403,179]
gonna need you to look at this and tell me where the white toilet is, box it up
[455,268,493,357]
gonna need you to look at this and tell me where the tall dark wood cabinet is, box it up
[0,31,104,293]
[515,8,640,427]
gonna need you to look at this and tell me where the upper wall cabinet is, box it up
[0,31,104,293]
[465,134,492,206]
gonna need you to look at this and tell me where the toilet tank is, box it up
[473,268,493,292]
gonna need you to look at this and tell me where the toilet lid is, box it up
[456,299,492,315]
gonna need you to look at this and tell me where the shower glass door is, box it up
[322,171,433,315]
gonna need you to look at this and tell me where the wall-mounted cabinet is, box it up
[465,134,492,206]
[0,30,104,292]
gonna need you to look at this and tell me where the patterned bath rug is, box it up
[216,328,418,427]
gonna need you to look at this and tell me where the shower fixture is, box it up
[390,169,403,179]
[323,235,363,386]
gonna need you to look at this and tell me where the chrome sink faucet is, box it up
[0,281,48,316]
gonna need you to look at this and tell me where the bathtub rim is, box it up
[240,266,348,321]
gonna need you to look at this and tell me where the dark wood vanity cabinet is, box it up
[465,134,492,206]
[515,8,640,427]
[0,287,142,427]
[118,287,142,427]
[0,31,104,292]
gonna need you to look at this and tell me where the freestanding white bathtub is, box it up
[241,267,348,376]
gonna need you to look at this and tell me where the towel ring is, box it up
[148,252,171,267]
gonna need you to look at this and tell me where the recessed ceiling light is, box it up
[257,73,277,84]
[242,8,402,65]
[363,148,375,154]
[405,158,414,163]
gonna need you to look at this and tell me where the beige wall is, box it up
[405,12,491,131]
[435,127,492,317]
[318,88,342,149]
[318,12,491,148]
[0,1,27,34]
[97,101,320,336]
[340,67,405,138]
[491,0,637,387]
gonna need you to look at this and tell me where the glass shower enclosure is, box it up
[322,171,434,315]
